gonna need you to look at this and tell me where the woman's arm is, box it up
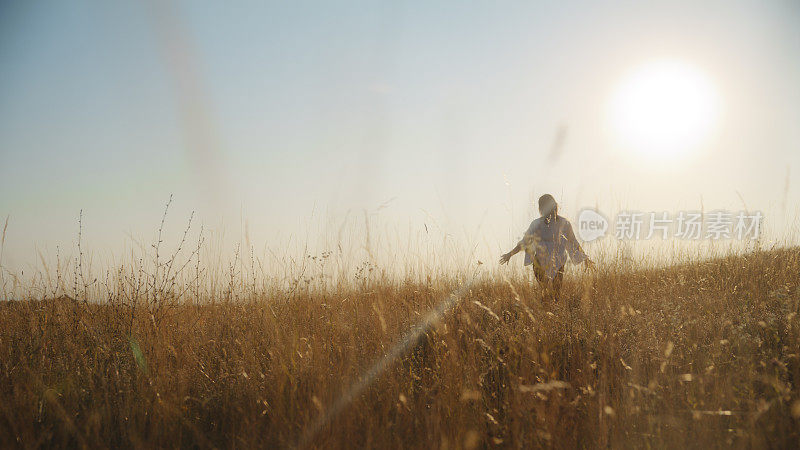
[499,242,522,264]
[565,222,592,267]
[501,221,537,265]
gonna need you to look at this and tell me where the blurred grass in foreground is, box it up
[1,246,799,448]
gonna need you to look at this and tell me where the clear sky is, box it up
[1,0,799,275]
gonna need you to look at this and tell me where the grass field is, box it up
[1,247,799,448]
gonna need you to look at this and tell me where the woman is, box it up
[499,194,593,300]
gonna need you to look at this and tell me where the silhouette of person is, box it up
[499,194,593,300]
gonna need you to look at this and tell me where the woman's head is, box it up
[538,194,557,219]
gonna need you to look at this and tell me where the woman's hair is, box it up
[538,194,557,217]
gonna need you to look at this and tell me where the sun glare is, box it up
[607,60,720,161]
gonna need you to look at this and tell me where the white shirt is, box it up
[519,215,587,279]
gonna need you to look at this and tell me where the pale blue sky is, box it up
[1,0,799,272]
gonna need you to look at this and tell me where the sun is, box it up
[607,60,720,161]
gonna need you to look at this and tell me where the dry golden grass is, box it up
[1,247,799,448]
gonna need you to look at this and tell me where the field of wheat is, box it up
[1,242,799,448]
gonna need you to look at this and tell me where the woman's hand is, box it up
[583,259,595,271]
[499,252,512,265]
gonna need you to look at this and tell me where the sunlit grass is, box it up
[0,210,799,448]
